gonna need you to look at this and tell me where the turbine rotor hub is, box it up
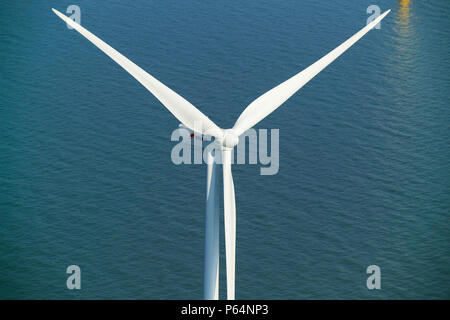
[221,129,239,148]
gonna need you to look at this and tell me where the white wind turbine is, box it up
[52,8,390,300]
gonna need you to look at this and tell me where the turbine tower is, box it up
[52,8,390,300]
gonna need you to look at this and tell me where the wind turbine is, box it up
[52,8,390,300]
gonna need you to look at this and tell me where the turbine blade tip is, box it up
[52,8,62,17]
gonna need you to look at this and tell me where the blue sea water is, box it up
[0,0,449,299]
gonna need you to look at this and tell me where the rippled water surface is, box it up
[0,0,449,299]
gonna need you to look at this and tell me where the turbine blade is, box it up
[204,149,220,300]
[232,9,391,136]
[51,8,222,138]
[222,148,236,300]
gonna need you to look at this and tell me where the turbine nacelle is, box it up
[179,123,238,149]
